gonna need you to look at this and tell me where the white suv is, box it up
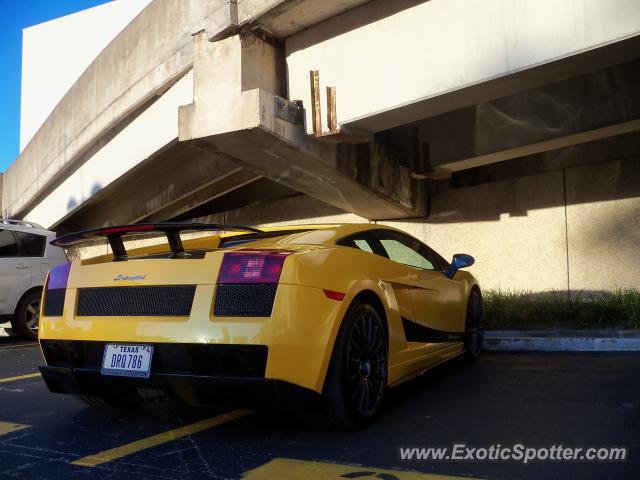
[0,220,67,340]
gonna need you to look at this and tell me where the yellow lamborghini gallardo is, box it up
[38,223,482,428]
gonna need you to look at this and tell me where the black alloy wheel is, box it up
[318,301,388,428]
[346,309,387,417]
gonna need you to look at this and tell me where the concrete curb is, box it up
[484,330,640,352]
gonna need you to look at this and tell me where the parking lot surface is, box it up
[0,335,637,479]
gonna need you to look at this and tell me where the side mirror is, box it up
[445,253,475,279]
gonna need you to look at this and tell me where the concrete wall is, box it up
[384,173,569,292]
[205,155,640,294]
[23,71,194,228]
[205,194,368,227]
[5,0,226,218]
[20,0,152,151]
[286,0,640,134]
[566,157,640,292]
[7,0,373,220]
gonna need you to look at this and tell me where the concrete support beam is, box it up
[423,120,640,179]
[23,71,195,229]
[173,178,297,221]
[451,131,640,190]
[237,0,371,38]
[142,168,260,223]
[286,0,640,135]
[55,143,260,232]
[5,0,233,219]
[204,0,239,41]
[179,32,424,220]
[206,0,374,41]
[195,194,367,230]
[417,60,640,178]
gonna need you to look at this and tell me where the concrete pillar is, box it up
[179,31,424,220]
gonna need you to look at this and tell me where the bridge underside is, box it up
[54,30,640,234]
[56,141,296,234]
[8,0,637,230]
[38,48,638,248]
[6,0,640,292]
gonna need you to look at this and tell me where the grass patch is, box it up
[483,289,640,330]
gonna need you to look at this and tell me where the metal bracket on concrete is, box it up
[274,96,304,125]
[308,70,372,144]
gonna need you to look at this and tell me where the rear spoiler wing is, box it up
[51,222,263,261]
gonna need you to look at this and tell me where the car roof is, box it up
[0,223,55,236]
[220,223,402,246]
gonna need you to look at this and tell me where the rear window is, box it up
[0,230,18,257]
[14,232,46,257]
[338,236,376,254]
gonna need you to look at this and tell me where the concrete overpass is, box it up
[4,0,640,292]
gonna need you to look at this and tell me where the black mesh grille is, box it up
[214,284,277,317]
[40,340,268,378]
[43,289,66,316]
[77,286,196,316]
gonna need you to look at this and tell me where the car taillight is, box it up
[99,224,156,235]
[217,251,291,284]
[46,262,71,290]
[43,263,71,316]
[323,289,346,301]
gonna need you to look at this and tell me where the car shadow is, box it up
[0,328,37,348]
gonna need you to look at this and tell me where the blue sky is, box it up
[0,0,110,173]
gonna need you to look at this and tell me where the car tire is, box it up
[11,290,42,341]
[464,290,484,362]
[309,301,388,429]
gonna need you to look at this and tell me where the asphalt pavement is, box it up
[0,334,638,479]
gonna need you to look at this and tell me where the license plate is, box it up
[101,344,153,378]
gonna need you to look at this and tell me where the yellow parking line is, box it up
[242,458,479,480]
[72,409,251,467]
[0,372,41,384]
[0,421,29,436]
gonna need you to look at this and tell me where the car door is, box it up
[372,230,466,353]
[13,231,49,286]
[336,232,415,325]
[0,229,31,315]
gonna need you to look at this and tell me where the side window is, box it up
[353,239,374,253]
[14,232,46,257]
[375,231,435,270]
[0,230,19,257]
[337,236,376,254]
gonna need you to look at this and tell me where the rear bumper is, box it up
[39,283,349,393]
[39,365,320,409]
